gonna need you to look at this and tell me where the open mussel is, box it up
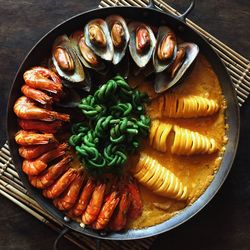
[52,35,91,91]
[128,22,156,68]
[84,19,114,61]
[106,15,130,65]
[154,42,199,93]
[153,26,177,73]
[70,30,107,73]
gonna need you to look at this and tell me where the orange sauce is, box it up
[126,54,227,229]
[68,54,227,230]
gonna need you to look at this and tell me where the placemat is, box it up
[1,0,250,249]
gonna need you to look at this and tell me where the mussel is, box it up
[128,22,156,68]
[70,30,106,73]
[154,43,199,93]
[153,26,177,73]
[168,47,186,78]
[106,15,130,65]
[52,35,91,90]
[84,19,114,61]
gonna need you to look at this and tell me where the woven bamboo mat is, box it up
[1,0,250,249]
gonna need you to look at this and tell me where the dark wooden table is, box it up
[0,0,249,249]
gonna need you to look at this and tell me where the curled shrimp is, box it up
[23,67,62,94]
[22,143,68,175]
[15,130,57,146]
[19,142,58,159]
[42,168,77,199]
[14,96,70,121]
[92,191,120,230]
[29,155,72,189]
[53,170,85,211]
[21,85,53,105]
[18,119,62,133]
[69,178,95,217]
[81,183,106,225]
[127,177,142,219]
[109,190,131,231]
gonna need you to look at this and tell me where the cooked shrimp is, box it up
[69,178,95,217]
[15,130,57,146]
[92,191,120,230]
[29,155,72,189]
[14,96,70,121]
[21,85,53,105]
[109,190,131,231]
[19,142,58,159]
[22,143,68,175]
[81,183,106,225]
[23,67,62,94]
[53,170,85,211]
[18,119,62,133]
[127,177,142,219]
[42,168,77,199]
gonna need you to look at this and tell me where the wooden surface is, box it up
[0,0,249,249]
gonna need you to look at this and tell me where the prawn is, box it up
[53,170,85,211]
[127,177,142,219]
[19,142,58,159]
[15,130,57,146]
[18,119,62,133]
[23,67,62,94]
[42,168,77,199]
[21,84,53,105]
[14,96,70,121]
[69,178,95,217]
[109,190,131,231]
[22,143,68,175]
[29,155,72,189]
[92,191,120,230]
[81,183,106,225]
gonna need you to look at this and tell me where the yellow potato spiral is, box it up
[149,120,218,155]
[171,125,217,155]
[152,94,219,118]
[149,120,172,152]
[131,153,188,201]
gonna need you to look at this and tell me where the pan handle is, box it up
[147,0,195,22]
[178,0,195,22]
[96,239,102,250]
[53,227,69,250]
[53,227,102,250]
[147,0,156,9]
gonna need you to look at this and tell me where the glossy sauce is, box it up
[68,54,227,230]
[126,54,227,229]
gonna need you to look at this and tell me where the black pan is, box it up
[6,0,240,245]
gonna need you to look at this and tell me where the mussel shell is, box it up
[52,35,91,91]
[128,22,156,68]
[69,30,106,73]
[153,26,177,73]
[84,19,114,61]
[154,42,199,93]
[106,15,130,65]
[112,50,130,79]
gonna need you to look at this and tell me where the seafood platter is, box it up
[7,2,239,241]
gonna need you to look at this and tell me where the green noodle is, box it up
[69,75,150,175]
